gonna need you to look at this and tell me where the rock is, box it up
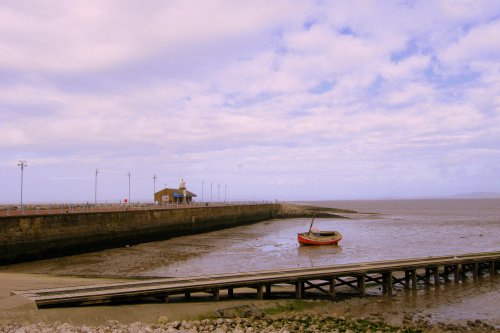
[233,324,245,333]
[171,321,181,329]
[158,316,169,325]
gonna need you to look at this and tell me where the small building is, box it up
[154,179,197,204]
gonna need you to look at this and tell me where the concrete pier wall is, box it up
[0,204,279,264]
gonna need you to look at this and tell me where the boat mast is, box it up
[308,215,315,235]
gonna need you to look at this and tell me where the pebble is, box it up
[0,314,497,333]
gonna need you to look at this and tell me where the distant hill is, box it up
[452,192,500,199]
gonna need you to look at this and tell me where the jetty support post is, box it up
[265,284,272,297]
[411,269,417,289]
[424,268,431,285]
[212,288,220,301]
[473,263,479,280]
[433,267,440,286]
[454,265,460,283]
[256,285,263,300]
[382,272,393,296]
[490,261,496,277]
[357,275,366,297]
[295,282,303,299]
[460,264,467,280]
[329,277,336,298]
[228,288,234,297]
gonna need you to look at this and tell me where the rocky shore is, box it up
[1,313,497,333]
[277,204,357,218]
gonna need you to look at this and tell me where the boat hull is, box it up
[297,231,342,245]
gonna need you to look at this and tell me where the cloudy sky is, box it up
[1,1,500,203]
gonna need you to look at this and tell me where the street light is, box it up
[94,169,99,205]
[17,160,27,209]
[127,172,131,204]
[153,174,157,202]
[225,185,227,203]
[210,182,213,203]
[201,180,204,202]
[218,183,220,202]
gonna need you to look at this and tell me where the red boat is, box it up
[297,230,343,245]
[297,216,342,245]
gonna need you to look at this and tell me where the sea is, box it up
[3,198,500,326]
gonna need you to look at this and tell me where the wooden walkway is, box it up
[12,251,500,308]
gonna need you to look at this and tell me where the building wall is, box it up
[154,189,194,203]
[0,204,279,264]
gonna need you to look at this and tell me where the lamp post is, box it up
[17,160,27,209]
[153,175,157,203]
[218,183,220,202]
[225,185,227,203]
[210,182,213,203]
[201,180,204,202]
[94,169,99,205]
[127,172,131,204]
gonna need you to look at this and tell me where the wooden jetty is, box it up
[12,251,500,308]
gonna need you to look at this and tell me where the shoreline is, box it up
[0,272,498,332]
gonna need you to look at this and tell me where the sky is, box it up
[1,0,500,203]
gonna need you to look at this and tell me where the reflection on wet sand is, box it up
[297,245,343,267]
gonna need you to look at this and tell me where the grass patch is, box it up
[260,300,313,315]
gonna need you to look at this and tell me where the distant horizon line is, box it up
[1,192,500,206]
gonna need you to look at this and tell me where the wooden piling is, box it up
[411,269,417,289]
[404,270,410,289]
[473,263,479,280]
[433,267,440,286]
[265,284,272,297]
[424,268,431,285]
[357,275,366,297]
[212,288,220,301]
[454,265,460,283]
[382,272,393,295]
[295,282,303,299]
[256,285,264,300]
[329,278,336,298]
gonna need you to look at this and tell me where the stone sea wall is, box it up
[0,204,280,265]
[0,203,356,265]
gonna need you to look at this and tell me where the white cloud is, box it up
[380,55,430,80]
[0,0,309,73]
[1,1,500,201]
[438,19,500,70]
